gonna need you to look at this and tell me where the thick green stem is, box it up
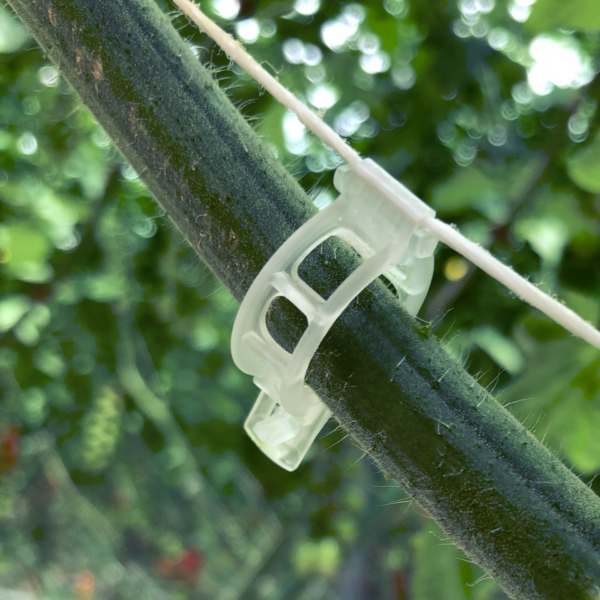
[6,0,600,597]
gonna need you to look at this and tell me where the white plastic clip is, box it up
[231,159,437,471]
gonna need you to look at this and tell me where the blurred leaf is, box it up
[514,190,593,269]
[514,215,569,265]
[470,326,525,375]
[431,161,539,223]
[527,0,600,32]
[459,560,473,599]
[411,527,466,600]
[432,166,495,214]
[0,294,30,332]
[0,222,52,278]
[568,134,600,193]
[548,395,600,472]
[502,340,596,409]
[0,4,30,53]
[198,352,224,378]
[501,339,600,473]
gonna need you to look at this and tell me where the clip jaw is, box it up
[244,391,332,471]
[231,159,437,471]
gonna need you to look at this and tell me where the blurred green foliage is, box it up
[0,0,599,598]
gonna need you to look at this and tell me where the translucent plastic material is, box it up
[231,159,437,471]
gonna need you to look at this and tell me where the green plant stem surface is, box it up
[5,0,600,597]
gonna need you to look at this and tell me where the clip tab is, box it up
[231,159,437,471]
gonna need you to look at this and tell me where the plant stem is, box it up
[6,0,600,597]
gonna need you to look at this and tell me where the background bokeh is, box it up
[1,0,600,598]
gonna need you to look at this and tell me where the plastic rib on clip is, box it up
[231,160,438,471]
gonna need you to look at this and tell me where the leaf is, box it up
[501,339,600,473]
[411,527,466,600]
[550,395,600,472]
[0,295,31,333]
[568,134,600,193]
[432,166,495,213]
[0,222,53,281]
[527,0,600,33]
[0,5,30,53]
[432,161,541,221]
[459,560,474,599]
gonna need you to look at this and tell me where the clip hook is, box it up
[231,159,437,471]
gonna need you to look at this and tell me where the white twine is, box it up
[173,0,600,351]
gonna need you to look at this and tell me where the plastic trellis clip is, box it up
[231,159,438,471]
